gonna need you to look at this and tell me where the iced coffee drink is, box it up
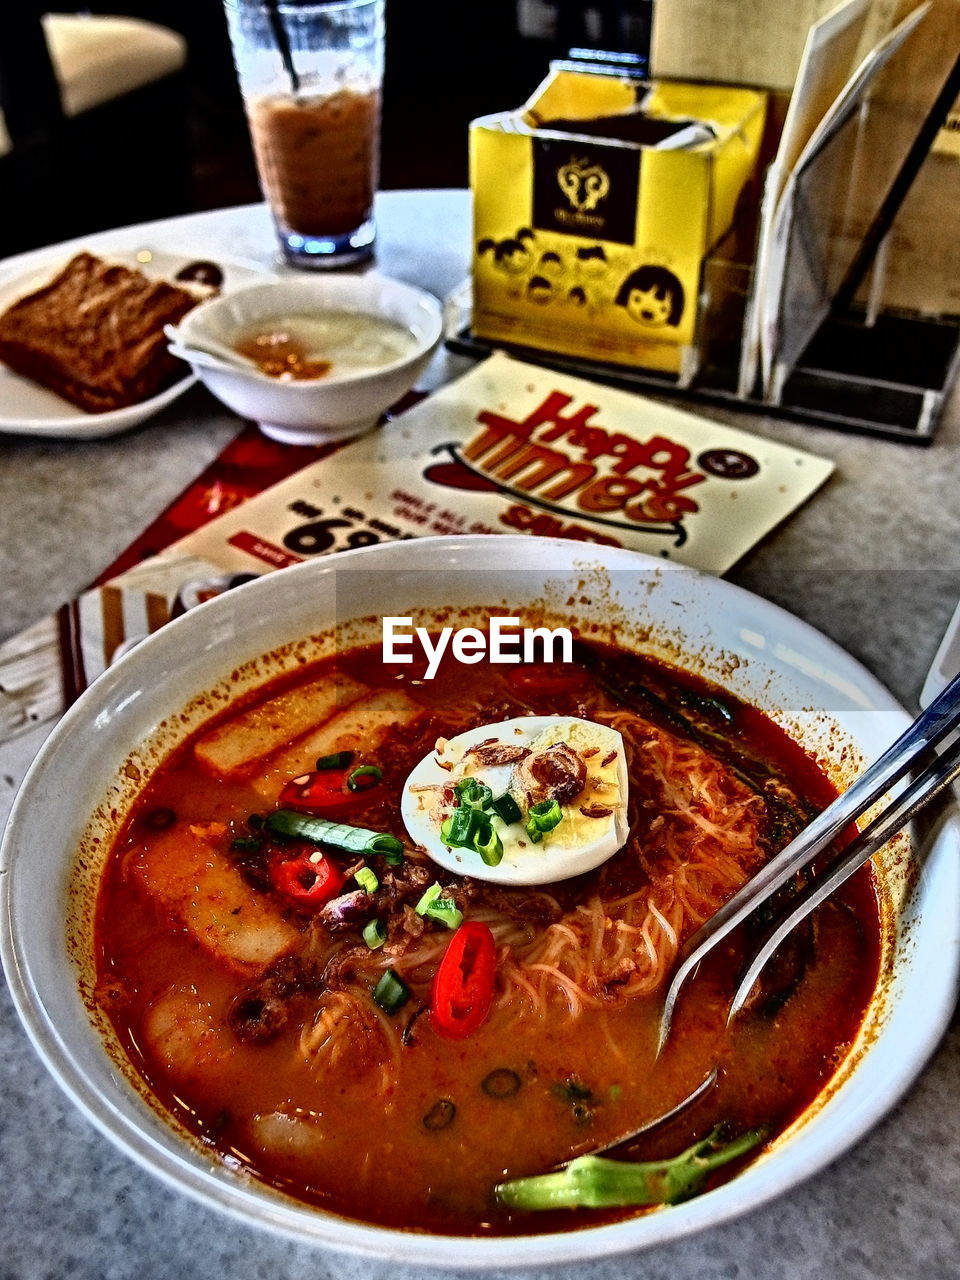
[248,86,380,240]
[224,0,385,268]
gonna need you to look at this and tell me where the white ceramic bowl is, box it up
[173,273,443,444]
[1,536,958,1267]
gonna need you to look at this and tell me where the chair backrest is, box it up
[0,4,65,148]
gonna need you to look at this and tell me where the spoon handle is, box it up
[164,326,258,374]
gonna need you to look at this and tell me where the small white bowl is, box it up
[173,273,443,445]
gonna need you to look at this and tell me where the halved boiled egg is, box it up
[400,716,630,885]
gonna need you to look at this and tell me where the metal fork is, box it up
[656,670,960,1056]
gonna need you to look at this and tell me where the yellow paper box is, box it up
[469,69,766,377]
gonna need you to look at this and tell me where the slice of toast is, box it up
[0,252,207,413]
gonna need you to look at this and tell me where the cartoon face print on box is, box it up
[537,250,564,279]
[476,227,536,275]
[615,264,685,329]
[526,275,555,305]
[575,244,608,279]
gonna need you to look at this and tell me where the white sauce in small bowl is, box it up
[234,310,418,381]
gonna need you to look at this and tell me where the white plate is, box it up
[1,536,957,1266]
[0,249,271,439]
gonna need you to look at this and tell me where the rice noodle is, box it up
[495,709,766,1015]
[299,987,401,1097]
[300,705,769,1043]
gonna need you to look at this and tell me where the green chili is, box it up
[495,1126,766,1211]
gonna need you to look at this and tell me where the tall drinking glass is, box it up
[224,0,385,269]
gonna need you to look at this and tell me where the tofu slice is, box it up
[131,825,300,973]
[252,687,426,801]
[194,673,368,779]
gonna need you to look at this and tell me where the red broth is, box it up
[93,639,880,1235]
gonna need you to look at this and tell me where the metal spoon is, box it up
[656,669,960,1057]
[559,1068,719,1166]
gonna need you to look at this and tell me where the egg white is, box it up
[400,716,630,885]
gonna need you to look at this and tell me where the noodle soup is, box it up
[92,637,880,1236]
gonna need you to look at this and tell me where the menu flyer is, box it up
[129,350,832,569]
[0,352,834,747]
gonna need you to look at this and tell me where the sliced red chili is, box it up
[278,766,379,816]
[268,845,345,908]
[431,921,497,1040]
[506,663,588,695]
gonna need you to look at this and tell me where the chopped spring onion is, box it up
[230,835,263,853]
[528,798,564,831]
[552,1077,595,1125]
[553,1078,593,1103]
[429,900,464,929]
[495,1126,766,1211]
[362,918,387,949]
[372,968,411,1014]
[440,805,487,849]
[455,776,494,810]
[265,809,404,863]
[440,807,504,867]
[475,819,504,866]
[355,865,379,894]
[525,798,564,843]
[316,750,354,770]
[347,764,383,792]
[415,882,464,930]
[416,882,442,913]
[489,792,522,824]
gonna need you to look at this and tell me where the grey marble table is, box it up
[0,191,958,1280]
